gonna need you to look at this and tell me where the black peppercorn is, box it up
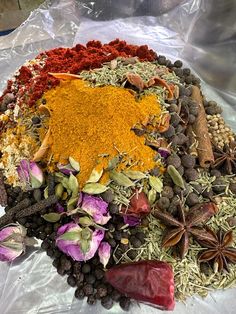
[186,192,199,206]
[119,296,131,311]
[130,236,142,248]
[83,284,94,296]
[94,268,104,280]
[161,186,174,199]
[75,288,85,299]
[86,274,96,285]
[181,155,196,169]
[101,296,114,310]
[97,284,108,298]
[82,263,91,274]
[67,275,76,287]
[87,295,97,305]
[167,154,181,168]
[157,197,170,210]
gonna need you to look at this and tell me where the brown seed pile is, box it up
[206,114,235,148]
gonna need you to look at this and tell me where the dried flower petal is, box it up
[79,193,111,225]
[98,241,111,268]
[123,215,141,226]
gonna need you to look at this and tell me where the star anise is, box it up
[197,229,236,272]
[153,202,218,259]
[213,142,236,174]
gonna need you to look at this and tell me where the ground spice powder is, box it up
[43,79,161,185]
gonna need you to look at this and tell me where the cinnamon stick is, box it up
[190,86,214,167]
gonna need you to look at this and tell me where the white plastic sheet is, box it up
[0,0,236,313]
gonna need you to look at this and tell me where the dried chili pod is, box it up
[105,260,175,310]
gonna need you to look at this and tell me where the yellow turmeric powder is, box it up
[41,79,162,185]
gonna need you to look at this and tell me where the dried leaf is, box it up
[69,156,80,172]
[110,170,134,187]
[149,176,163,193]
[123,170,146,180]
[42,212,61,223]
[87,168,103,183]
[167,165,185,189]
[82,183,108,194]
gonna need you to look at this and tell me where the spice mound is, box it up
[1,39,236,313]
[43,79,160,185]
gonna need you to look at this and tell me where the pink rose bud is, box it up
[78,193,111,225]
[0,223,37,262]
[98,242,111,268]
[17,159,43,189]
[56,222,104,261]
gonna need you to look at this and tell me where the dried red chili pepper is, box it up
[121,190,151,217]
[105,260,175,310]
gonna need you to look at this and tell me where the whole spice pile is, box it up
[0,39,236,312]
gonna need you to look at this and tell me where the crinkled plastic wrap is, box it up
[0,0,236,313]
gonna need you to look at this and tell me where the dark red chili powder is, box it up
[1,39,157,107]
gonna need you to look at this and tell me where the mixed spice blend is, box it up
[0,39,236,311]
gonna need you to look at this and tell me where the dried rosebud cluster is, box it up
[206,114,235,149]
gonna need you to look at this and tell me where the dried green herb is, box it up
[110,170,134,187]
[87,168,103,183]
[167,165,185,189]
[82,182,108,194]
[148,188,157,205]
[149,175,163,193]
[123,170,146,180]
[55,183,64,198]
[42,212,61,223]
[69,156,80,172]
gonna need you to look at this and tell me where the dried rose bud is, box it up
[17,159,43,189]
[98,242,111,268]
[0,223,37,262]
[56,222,104,262]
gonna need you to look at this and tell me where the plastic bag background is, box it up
[0,0,236,313]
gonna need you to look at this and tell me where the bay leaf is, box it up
[82,183,108,194]
[69,156,80,172]
[149,175,163,193]
[42,212,61,223]
[148,188,157,205]
[87,167,103,183]
[109,170,134,187]
[123,170,147,180]
[167,165,185,189]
